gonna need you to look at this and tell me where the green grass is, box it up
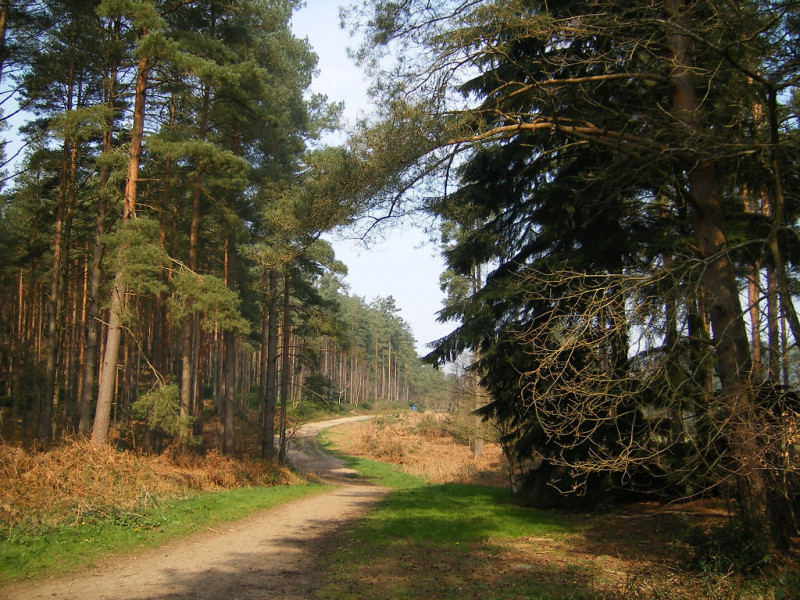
[314,434,586,600]
[357,483,571,544]
[0,483,328,582]
[315,482,585,600]
[313,434,800,600]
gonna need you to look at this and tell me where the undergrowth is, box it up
[685,518,773,575]
[0,439,295,535]
[330,411,508,487]
[0,437,329,582]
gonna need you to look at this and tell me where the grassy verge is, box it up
[316,423,800,600]
[317,430,586,600]
[315,482,581,600]
[0,482,328,582]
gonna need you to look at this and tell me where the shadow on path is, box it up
[1,417,385,600]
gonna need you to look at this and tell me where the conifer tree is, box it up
[19,0,109,439]
[348,0,800,545]
[92,0,165,445]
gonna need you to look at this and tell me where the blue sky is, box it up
[292,1,455,355]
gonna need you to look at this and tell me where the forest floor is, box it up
[1,415,386,600]
[324,415,800,599]
[3,413,799,600]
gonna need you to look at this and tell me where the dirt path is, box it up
[2,416,384,600]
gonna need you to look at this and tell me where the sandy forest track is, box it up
[2,416,384,600]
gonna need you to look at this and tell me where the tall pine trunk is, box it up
[261,268,279,459]
[80,24,119,436]
[41,27,79,441]
[92,45,149,445]
[666,0,766,536]
[222,238,236,455]
[278,271,291,464]
[180,85,210,448]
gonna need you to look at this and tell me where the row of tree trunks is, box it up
[319,341,409,405]
[0,0,340,460]
[1,251,310,447]
[40,21,79,442]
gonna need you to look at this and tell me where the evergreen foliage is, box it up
[0,0,448,460]
[129,383,191,440]
[347,0,800,548]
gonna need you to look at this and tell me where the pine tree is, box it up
[92,0,165,445]
[348,0,800,545]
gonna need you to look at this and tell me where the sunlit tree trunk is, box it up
[278,270,291,464]
[80,21,119,436]
[0,1,8,79]
[261,268,279,459]
[747,262,762,381]
[767,266,780,383]
[92,43,149,445]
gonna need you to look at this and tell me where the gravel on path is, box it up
[1,416,385,600]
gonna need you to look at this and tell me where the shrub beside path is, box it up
[2,416,385,600]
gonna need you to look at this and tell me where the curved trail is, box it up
[2,416,384,600]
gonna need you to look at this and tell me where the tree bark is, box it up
[80,22,119,436]
[767,265,780,383]
[92,43,149,445]
[222,238,236,456]
[261,268,279,459]
[41,22,80,441]
[666,0,766,532]
[179,85,210,448]
[471,263,484,459]
[0,1,8,83]
[41,140,71,441]
[278,270,291,464]
[747,261,762,382]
